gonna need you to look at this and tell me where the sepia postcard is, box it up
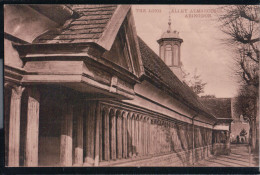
[2,4,259,171]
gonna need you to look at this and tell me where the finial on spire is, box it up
[167,6,172,33]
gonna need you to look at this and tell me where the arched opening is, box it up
[109,108,116,160]
[116,110,122,159]
[101,108,106,161]
[38,86,62,166]
[127,113,132,157]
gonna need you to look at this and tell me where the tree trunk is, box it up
[250,119,256,152]
[256,96,259,153]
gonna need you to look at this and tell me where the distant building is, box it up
[4,5,231,167]
[200,97,251,145]
[200,97,233,155]
[230,98,250,144]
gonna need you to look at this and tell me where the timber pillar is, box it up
[122,112,128,159]
[60,100,73,166]
[25,87,40,167]
[84,102,96,166]
[103,107,110,161]
[110,109,117,160]
[8,85,24,167]
[127,114,132,158]
[74,104,84,166]
[225,131,231,155]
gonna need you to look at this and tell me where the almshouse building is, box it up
[4,5,232,167]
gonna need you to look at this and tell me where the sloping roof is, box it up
[34,5,117,43]
[199,98,232,119]
[31,5,215,120]
[138,36,215,119]
[33,5,131,51]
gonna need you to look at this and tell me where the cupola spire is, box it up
[157,6,184,81]
[167,7,172,33]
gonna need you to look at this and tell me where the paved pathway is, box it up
[194,144,259,167]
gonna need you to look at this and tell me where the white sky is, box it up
[132,5,240,98]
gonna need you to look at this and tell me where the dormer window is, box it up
[165,44,173,66]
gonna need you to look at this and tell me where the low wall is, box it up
[102,145,212,167]
[38,137,60,166]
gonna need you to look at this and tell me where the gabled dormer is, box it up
[102,12,143,77]
[12,5,144,100]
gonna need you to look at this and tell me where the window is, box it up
[173,45,179,66]
[160,46,164,60]
[165,45,172,66]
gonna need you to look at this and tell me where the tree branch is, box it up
[239,7,260,23]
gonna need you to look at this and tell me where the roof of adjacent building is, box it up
[138,36,214,118]
[199,98,232,119]
[34,5,118,44]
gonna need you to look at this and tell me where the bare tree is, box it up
[219,5,259,87]
[235,84,258,150]
[183,68,207,96]
[218,5,259,152]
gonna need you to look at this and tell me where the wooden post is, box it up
[135,117,139,156]
[122,112,127,158]
[116,111,122,159]
[25,87,40,167]
[84,102,96,166]
[156,122,159,154]
[143,119,147,156]
[60,100,73,166]
[150,121,154,154]
[142,119,145,156]
[110,109,117,160]
[147,119,150,155]
[8,86,24,167]
[103,108,110,161]
[225,131,231,155]
[131,115,136,157]
[74,103,84,166]
[140,119,144,156]
[94,102,101,166]
[127,115,132,158]
[99,105,103,162]
[138,118,142,156]
[4,87,11,167]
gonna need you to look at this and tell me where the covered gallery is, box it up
[4,5,231,167]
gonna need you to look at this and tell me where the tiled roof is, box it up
[32,5,216,120]
[34,5,118,43]
[138,36,214,118]
[199,98,232,119]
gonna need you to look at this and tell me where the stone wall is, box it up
[106,145,212,167]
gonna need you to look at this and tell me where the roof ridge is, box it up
[138,36,195,95]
